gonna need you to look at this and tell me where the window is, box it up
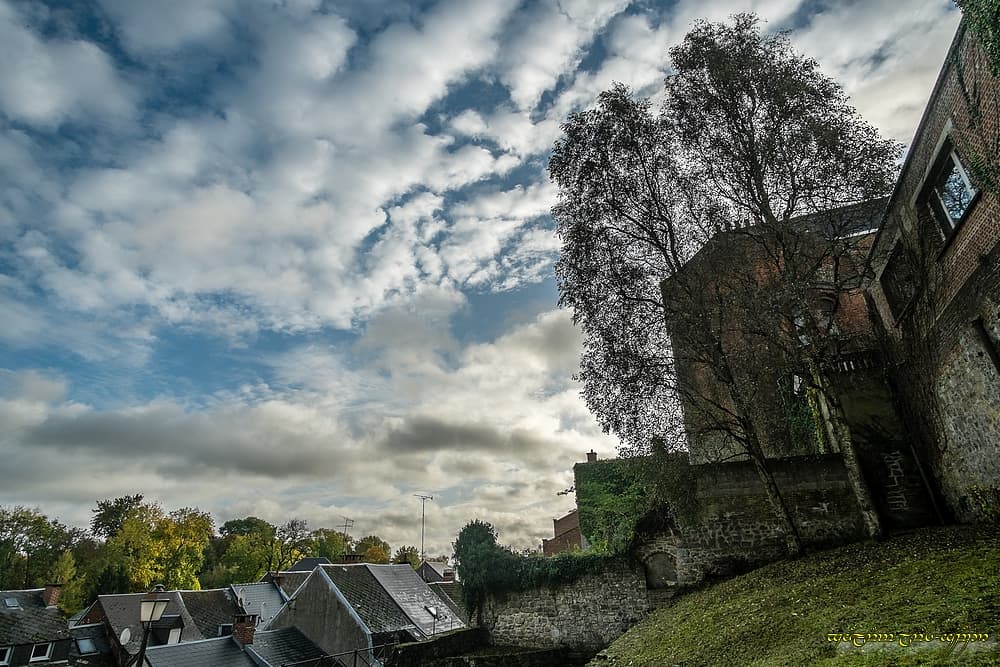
[924,141,978,235]
[3,598,19,609]
[29,643,52,662]
[76,638,98,655]
[879,242,918,321]
[168,628,182,645]
[0,646,11,665]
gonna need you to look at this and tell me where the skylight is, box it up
[3,598,19,609]
[76,638,98,655]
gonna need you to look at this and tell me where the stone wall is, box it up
[480,559,647,654]
[386,628,488,667]
[635,455,868,588]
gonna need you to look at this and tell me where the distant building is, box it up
[0,586,73,666]
[542,509,587,557]
[416,560,455,583]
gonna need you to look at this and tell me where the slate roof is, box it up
[231,582,285,628]
[92,591,203,654]
[0,589,70,645]
[427,582,467,624]
[320,565,415,635]
[368,565,466,636]
[144,636,250,667]
[286,557,332,572]
[180,588,240,638]
[250,627,328,666]
[419,561,452,579]
[144,629,330,667]
[68,623,114,666]
[270,571,311,598]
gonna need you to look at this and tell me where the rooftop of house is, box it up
[418,560,453,577]
[427,582,467,625]
[366,564,463,636]
[87,591,203,654]
[0,589,71,647]
[143,627,331,667]
[230,582,285,628]
[179,589,240,638]
[321,564,416,636]
[286,557,333,572]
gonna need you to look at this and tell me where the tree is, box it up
[392,545,420,568]
[354,535,391,564]
[452,521,501,621]
[0,506,80,589]
[91,494,144,539]
[156,508,214,590]
[47,550,85,614]
[272,519,311,572]
[550,14,899,553]
[311,529,352,562]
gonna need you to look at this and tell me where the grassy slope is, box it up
[594,525,1000,666]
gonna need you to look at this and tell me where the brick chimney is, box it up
[42,584,62,607]
[232,613,258,645]
[586,450,598,463]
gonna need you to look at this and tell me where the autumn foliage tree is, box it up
[551,14,899,552]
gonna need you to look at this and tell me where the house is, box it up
[866,18,1000,522]
[541,510,587,557]
[143,617,332,667]
[67,624,114,666]
[416,560,455,583]
[268,563,467,662]
[0,586,72,666]
[76,581,287,666]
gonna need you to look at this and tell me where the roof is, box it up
[250,627,328,666]
[180,589,240,638]
[92,591,203,654]
[367,565,467,636]
[0,589,71,646]
[286,557,332,572]
[321,565,416,635]
[418,561,452,578]
[144,636,251,667]
[427,582,468,624]
[231,582,286,628]
[68,623,114,666]
[270,571,311,598]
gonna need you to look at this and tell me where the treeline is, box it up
[0,496,434,614]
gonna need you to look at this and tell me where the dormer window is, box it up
[29,643,52,662]
[0,646,11,665]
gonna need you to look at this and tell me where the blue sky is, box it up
[0,0,960,553]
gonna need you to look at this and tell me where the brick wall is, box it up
[866,21,1000,522]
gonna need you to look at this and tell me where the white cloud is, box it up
[97,0,236,54]
[0,2,134,126]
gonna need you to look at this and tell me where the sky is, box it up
[0,0,961,556]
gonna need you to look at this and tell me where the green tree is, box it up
[355,535,390,558]
[272,519,311,572]
[47,550,85,615]
[392,545,420,568]
[311,529,352,562]
[156,508,214,590]
[91,494,144,539]
[452,521,507,622]
[105,502,166,591]
[0,506,80,589]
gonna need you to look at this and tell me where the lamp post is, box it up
[132,584,170,667]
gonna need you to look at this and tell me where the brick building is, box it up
[542,509,587,557]
[866,19,1000,522]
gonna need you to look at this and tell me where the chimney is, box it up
[586,450,598,463]
[232,614,258,645]
[42,584,62,607]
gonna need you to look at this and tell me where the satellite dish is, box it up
[119,627,132,645]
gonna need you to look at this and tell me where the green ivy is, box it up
[957,0,1000,76]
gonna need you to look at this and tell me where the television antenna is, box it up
[414,494,433,560]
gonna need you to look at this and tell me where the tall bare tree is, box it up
[551,14,900,553]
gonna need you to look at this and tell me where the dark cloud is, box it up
[377,415,551,456]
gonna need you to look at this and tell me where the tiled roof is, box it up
[180,589,240,638]
[321,565,415,635]
[68,623,114,666]
[93,591,203,654]
[368,565,466,636]
[286,557,332,572]
[419,561,452,578]
[144,636,251,667]
[231,582,285,628]
[249,627,327,666]
[0,589,70,645]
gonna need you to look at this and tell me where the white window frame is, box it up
[0,645,11,665]
[167,627,182,645]
[929,149,977,231]
[29,642,52,662]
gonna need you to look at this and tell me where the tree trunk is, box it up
[816,386,884,539]
[745,428,803,556]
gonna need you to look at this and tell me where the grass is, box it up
[592,525,1000,666]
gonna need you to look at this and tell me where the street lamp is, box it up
[132,584,170,667]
